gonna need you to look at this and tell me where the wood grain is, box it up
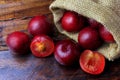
[0,0,53,20]
[0,51,120,80]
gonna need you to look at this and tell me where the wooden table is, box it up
[0,0,120,80]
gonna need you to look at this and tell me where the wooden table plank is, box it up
[0,0,53,20]
[0,51,120,80]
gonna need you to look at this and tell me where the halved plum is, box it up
[80,50,105,75]
[30,34,54,57]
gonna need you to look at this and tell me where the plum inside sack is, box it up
[50,0,120,61]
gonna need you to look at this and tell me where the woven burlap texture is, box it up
[50,0,120,61]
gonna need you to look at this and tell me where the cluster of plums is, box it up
[60,11,115,75]
[61,11,115,50]
[6,15,54,57]
[6,11,115,75]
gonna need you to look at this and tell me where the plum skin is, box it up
[78,27,102,50]
[54,39,81,66]
[28,15,52,36]
[88,18,100,29]
[6,31,30,55]
[61,11,85,32]
[99,25,115,43]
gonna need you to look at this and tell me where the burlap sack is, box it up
[50,0,120,61]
